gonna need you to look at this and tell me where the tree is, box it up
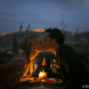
[26,24,30,32]
[19,23,23,32]
[12,38,19,54]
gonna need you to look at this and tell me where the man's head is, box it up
[45,28,65,50]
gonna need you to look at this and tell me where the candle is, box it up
[39,71,47,79]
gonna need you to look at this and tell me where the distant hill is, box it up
[0,31,89,55]
[65,31,89,55]
[0,31,89,65]
[0,32,45,48]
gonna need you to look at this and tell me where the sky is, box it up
[0,0,89,33]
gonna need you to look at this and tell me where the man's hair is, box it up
[46,28,65,44]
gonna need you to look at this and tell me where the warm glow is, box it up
[31,28,45,32]
[42,57,46,66]
[46,49,56,55]
[0,32,12,37]
[39,71,47,79]
[29,49,56,74]
[29,50,44,74]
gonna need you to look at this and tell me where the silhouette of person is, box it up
[45,28,89,89]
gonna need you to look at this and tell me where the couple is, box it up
[0,28,89,89]
[22,28,89,89]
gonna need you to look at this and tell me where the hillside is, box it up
[0,31,89,55]
[0,32,45,47]
[0,31,89,65]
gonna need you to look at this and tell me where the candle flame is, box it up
[39,71,47,78]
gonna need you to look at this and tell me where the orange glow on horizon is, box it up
[31,28,45,32]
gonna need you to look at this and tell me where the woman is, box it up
[0,35,44,89]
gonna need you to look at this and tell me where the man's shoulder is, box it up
[58,44,79,60]
[59,44,73,52]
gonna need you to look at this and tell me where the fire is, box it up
[42,57,46,66]
[39,71,47,79]
[29,49,56,74]
[29,50,44,74]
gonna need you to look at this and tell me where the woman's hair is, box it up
[21,36,31,51]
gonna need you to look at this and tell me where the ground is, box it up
[16,77,65,89]
[20,85,65,89]
[17,84,65,89]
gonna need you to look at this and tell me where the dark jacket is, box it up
[56,44,89,88]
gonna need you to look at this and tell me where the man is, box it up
[45,28,89,89]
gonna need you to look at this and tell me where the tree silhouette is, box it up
[19,23,23,32]
[12,38,19,54]
[26,24,30,32]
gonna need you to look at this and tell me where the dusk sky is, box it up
[0,0,89,33]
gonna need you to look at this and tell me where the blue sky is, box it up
[0,0,89,33]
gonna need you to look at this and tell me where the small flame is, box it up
[39,71,47,79]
